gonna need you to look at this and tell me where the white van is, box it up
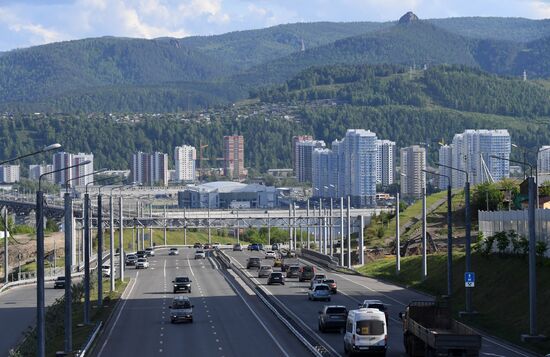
[344,308,387,356]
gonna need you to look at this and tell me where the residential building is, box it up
[400,145,426,198]
[450,129,511,188]
[52,152,94,186]
[296,140,326,182]
[376,139,396,188]
[0,165,20,183]
[174,145,196,182]
[223,135,247,180]
[132,151,168,186]
[538,146,550,174]
[312,148,332,197]
[29,164,54,182]
[342,129,378,206]
[438,144,453,189]
[292,135,313,176]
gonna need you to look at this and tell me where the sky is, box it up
[1,0,550,51]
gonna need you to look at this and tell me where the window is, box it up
[356,320,384,335]
[326,307,347,314]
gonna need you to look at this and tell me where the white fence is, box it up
[478,209,550,257]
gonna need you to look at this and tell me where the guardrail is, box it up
[76,321,103,357]
[215,249,336,357]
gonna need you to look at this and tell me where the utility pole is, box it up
[340,197,344,267]
[347,196,351,269]
[396,193,400,274]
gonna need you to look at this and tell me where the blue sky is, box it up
[1,0,550,51]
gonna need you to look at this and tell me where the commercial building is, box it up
[52,152,94,186]
[400,145,426,198]
[174,145,196,182]
[177,181,278,209]
[376,140,396,188]
[292,135,313,176]
[449,129,511,188]
[296,140,326,183]
[0,165,20,183]
[131,151,168,186]
[223,135,247,180]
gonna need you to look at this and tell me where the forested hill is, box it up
[253,64,550,118]
[5,14,550,112]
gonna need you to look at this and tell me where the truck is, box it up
[399,300,482,356]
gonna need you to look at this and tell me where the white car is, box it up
[344,308,387,355]
[169,248,179,256]
[194,250,206,259]
[102,264,115,277]
[264,251,276,259]
[145,247,155,256]
[135,258,150,269]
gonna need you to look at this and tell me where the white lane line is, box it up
[97,271,140,357]
[221,264,291,357]
[188,256,195,277]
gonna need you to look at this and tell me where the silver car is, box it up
[258,265,273,278]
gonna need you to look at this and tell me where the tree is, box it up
[473,183,504,211]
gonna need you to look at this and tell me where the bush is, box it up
[518,236,529,256]
[536,241,548,260]
[508,231,520,255]
[481,234,496,256]
[495,231,509,255]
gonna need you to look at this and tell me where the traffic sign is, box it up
[464,272,475,288]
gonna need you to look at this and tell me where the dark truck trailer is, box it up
[400,300,482,357]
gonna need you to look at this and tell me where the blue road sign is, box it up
[465,272,475,288]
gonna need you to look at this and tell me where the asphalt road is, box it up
[0,280,66,355]
[94,248,310,357]
[225,249,537,357]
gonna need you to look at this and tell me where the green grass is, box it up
[357,253,550,355]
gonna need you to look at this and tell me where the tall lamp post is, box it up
[37,159,91,357]
[114,183,136,282]
[1,143,61,285]
[438,163,473,314]
[401,172,427,279]
[490,155,544,340]
[423,169,453,297]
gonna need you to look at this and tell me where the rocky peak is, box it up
[399,11,420,24]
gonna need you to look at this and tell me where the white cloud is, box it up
[528,0,550,18]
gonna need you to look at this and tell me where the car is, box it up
[358,299,389,323]
[271,243,280,251]
[54,276,65,289]
[344,308,387,356]
[193,243,202,249]
[203,244,212,250]
[265,251,276,259]
[246,257,261,269]
[213,243,221,249]
[248,243,260,251]
[258,265,273,278]
[135,258,150,269]
[286,265,301,278]
[125,254,138,265]
[258,244,264,251]
[169,296,194,323]
[102,264,114,277]
[318,305,348,332]
[194,250,206,259]
[322,279,337,294]
[298,265,316,282]
[310,274,328,289]
[308,283,331,302]
[173,276,192,293]
[168,248,179,256]
[233,244,243,251]
[267,272,285,285]
[136,250,146,259]
[145,247,155,257]
[273,257,283,267]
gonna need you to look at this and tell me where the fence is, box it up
[478,209,550,257]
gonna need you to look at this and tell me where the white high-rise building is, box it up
[438,145,453,189]
[0,165,20,183]
[450,129,511,188]
[52,152,94,186]
[175,145,196,182]
[296,140,326,182]
[342,129,378,206]
[376,140,396,188]
[400,145,426,198]
[537,146,550,174]
[29,164,54,182]
[312,148,332,198]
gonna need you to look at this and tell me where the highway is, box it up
[94,248,310,357]
[0,281,65,355]
[224,249,537,357]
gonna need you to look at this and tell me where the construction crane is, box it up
[198,140,224,179]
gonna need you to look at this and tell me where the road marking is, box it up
[96,271,139,357]
[188,257,195,277]
[221,263,291,357]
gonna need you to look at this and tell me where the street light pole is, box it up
[395,192,400,274]
[38,159,91,357]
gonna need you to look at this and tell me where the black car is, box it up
[54,276,65,289]
[136,250,146,258]
[193,243,202,249]
[246,257,261,269]
[173,276,192,293]
[267,272,285,285]
[318,305,348,332]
